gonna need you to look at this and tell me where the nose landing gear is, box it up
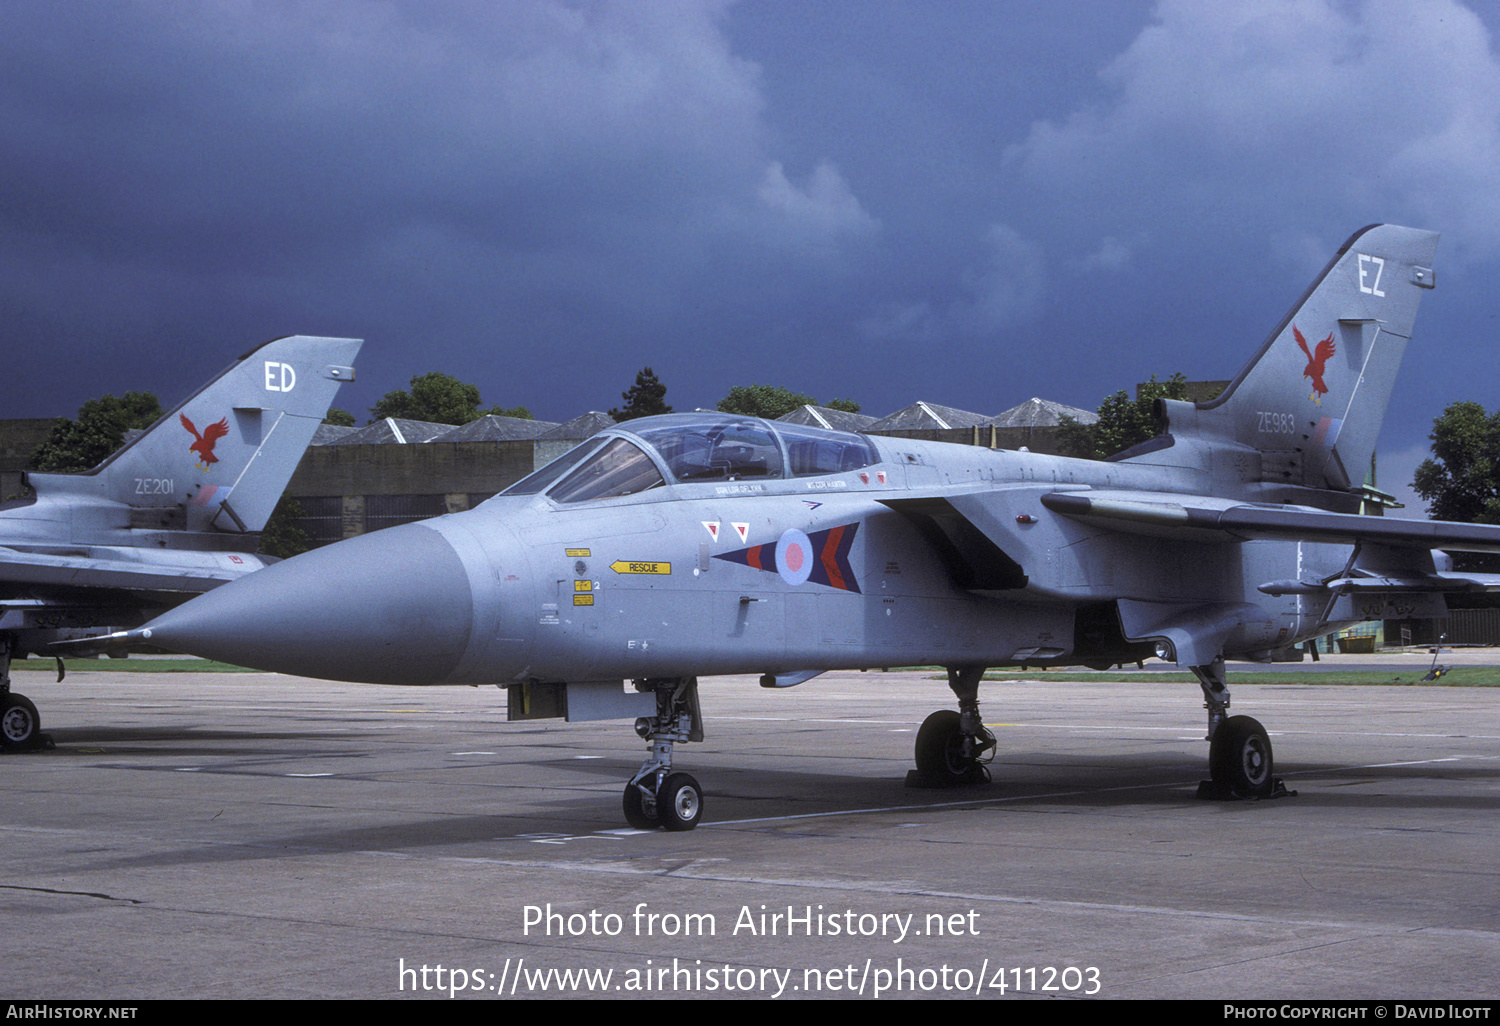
[621,677,705,831]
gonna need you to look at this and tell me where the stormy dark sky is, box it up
[5,1,1500,513]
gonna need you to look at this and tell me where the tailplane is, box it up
[1125,224,1438,504]
[27,335,361,535]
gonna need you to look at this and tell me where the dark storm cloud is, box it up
[4,1,1499,517]
[2,1,887,414]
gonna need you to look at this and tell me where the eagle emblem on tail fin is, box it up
[181,414,230,470]
[1293,324,1335,405]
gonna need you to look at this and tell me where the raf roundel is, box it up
[775,528,813,587]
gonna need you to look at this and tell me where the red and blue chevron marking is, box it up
[715,523,861,593]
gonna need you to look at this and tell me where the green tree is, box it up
[370,372,483,425]
[610,367,672,421]
[1053,415,1098,460]
[716,386,860,419]
[323,408,356,427]
[1059,373,1204,460]
[28,391,165,472]
[1412,401,1500,524]
[717,384,816,420]
[482,405,533,420]
[258,496,310,559]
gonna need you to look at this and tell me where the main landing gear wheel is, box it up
[910,709,991,787]
[622,781,660,830]
[1209,715,1275,798]
[1191,660,1291,801]
[656,772,703,832]
[0,693,40,750]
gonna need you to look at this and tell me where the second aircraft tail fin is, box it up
[29,335,361,535]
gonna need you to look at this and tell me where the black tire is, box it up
[1210,715,1274,796]
[656,772,703,832]
[0,693,40,749]
[622,781,659,830]
[914,710,969,782]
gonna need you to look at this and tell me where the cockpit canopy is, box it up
[501,413,879,504]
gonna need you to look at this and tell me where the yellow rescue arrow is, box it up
[610,560,671,575]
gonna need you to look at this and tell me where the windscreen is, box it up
[498,436,607,496]
[548,437,666,503]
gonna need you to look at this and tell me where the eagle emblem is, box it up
[1293,324,1336,405]
[180,413,230,470]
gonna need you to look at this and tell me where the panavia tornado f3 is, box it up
[0,336,361,749]
[125,225,1486,831]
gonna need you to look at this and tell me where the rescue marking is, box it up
[611,561,671,575]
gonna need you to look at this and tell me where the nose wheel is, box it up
[622,678,705,830]
[622,779,660,830]
[656,772,704,831]
[621,771,706,832]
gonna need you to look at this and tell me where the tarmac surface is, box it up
[3,651,1497,1001]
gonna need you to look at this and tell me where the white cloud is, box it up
[1005,0,1500,258]
[479,1,766,169]
[952,223,1047,336]
[1082,235,1137,272]
[859,222,1046,345]
[756,160,880,254]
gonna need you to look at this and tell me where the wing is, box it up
[1314,333,1336,366]
[1039,491,1500,551]
[0,545,271,595]
[203,417,231,443]
[1039,490,1500,593]
[179,413,201,441]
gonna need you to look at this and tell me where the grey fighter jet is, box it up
[0,335,361,748]
[126,226,1487,831]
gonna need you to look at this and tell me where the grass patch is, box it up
[977,667,1500,687]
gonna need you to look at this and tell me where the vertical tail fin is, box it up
[1139,224,1438,499]
[29,336,362,534]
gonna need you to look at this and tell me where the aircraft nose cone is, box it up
[142,522,474,684]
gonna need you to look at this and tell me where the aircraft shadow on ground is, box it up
[60,742,1500,873]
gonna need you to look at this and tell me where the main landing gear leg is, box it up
[906,665,995,788]
[1191,659,1291,800]
[0,637,46,752]
[621,677,705,831]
